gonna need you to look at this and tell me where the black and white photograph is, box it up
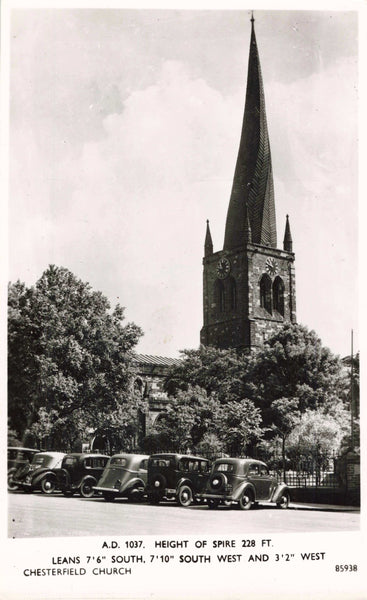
[1,2,365,599]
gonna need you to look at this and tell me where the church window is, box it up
[260,274,272,313]
[228,277,237,310]
[214,279,225,313]
[273,276,285,315]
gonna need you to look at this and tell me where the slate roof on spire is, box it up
[224,16,277,250]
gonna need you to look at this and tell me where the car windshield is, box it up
[215,463,235,473]
[110,457,128,467]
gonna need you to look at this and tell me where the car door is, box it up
[258,464,276,500]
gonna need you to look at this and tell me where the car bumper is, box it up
[93,486,119,494]
[201,493,233,501]
[14,481,32,488]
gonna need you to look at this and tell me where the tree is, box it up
[151,386,223,453]
[216,399,263,457]
[164,345,252,404]
[269,398,301,479]
[287,408,349,484]
[248,324,348,422]
[8,265,143,447]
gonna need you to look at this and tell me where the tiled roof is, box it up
[133,354,181,367]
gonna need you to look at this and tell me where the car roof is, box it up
[8,447,39,452]
[149,453,210,462]
[63,453,109,459]
[213,458,267,467]
[34,452,65,458]
[110,454,149,460]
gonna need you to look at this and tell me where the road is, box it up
[8,491,359,538]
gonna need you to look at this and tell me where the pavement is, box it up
[290,502,360,512]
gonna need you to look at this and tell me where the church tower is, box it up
[200,16,296,351]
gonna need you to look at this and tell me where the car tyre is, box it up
[128,487,144,502]
[7,469,18,492]
[41,478,56,494]
[276,492,290,509]
[80,480,95,498]
[178,485,193,507]
[207,498,220,509]
[238,490,254,510]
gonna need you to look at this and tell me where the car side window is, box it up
[139,459,148,470]
[179,459,189,472]
[260,465,269,476]
[248,464,260,475]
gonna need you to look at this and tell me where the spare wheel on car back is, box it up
[152,474,166,490]
[209,472,227,491]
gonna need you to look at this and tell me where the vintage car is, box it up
[94,453,149,502]
[146,453,211,507]
[44,453,109,497]
[202,458,290,510]
[11,451,65,493]
[7,447,39,491]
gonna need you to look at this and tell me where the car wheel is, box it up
[178,485,193,507]
[103,493,115,502]
[238,490,254,510]
[7,469,18,492]
[80,480,95,498]
[128,487,144,502]
[41,478,56,494]
[207,498,220,509]
[276,492,290,509]
[209,472,227,492]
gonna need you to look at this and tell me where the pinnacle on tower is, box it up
[283,214,293,252]
[204,219,213,256]
[224,15,277,250]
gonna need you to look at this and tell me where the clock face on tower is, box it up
[265,257,278,276]
[216,257,231,279]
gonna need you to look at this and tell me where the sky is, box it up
[8,7,359,358]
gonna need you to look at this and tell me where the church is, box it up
[132,15,297,431]
[201,15,296,351]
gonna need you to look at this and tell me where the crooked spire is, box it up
[224,15,277,250]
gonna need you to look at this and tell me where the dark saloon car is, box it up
[8,447,39,491]
[147,453,211,507]
[202,458,290,510]
[11,452,65,493]
[44,453,109,497]
[94,454,149,502]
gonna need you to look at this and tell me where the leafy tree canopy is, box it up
[165,324,348,428]
[8,265,143,445]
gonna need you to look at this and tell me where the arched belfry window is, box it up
[273,276,285,316]
[214,279,225,313]
[260,274,272,314]
[228,277,237,311]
